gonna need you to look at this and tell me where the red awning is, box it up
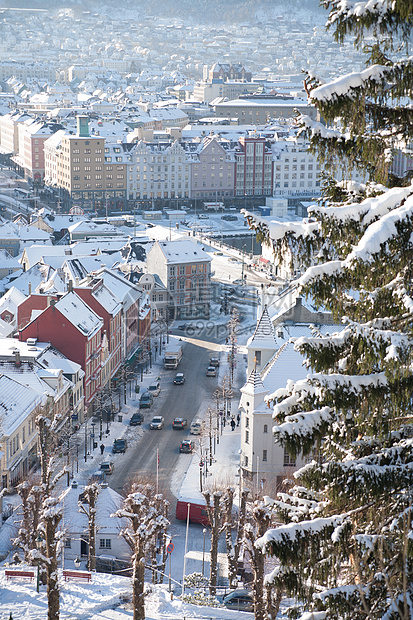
[259,257,269,264]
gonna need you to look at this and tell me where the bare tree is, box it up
[244,501,273,620]
[203,490,224,596]
[31,401,67,620]
[78,483,100,572]
[223,487,249,589]
[113,484,169,620]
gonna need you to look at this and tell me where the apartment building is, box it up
[188,135,235,200]
[272,136,321,198]
[0,111,31,158]
[44,116,128,211]
[146,239,212,320]
[214,95,318,124]
[129,139,190,201]
[235,135,273,197]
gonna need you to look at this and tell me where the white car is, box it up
[150,416,164,430]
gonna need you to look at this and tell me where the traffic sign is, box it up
[166,542,174,554]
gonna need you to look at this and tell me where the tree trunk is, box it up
[228,488,248,588]
[132,545,145,620]
[204,491,222,596]
[43,501,62,620]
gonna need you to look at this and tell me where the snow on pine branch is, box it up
[309,64,389,104]
[309,183,413,226]
[344,191,413,265]
[272,406,333,440]
[255,513,348,552]
[326,0,404,26]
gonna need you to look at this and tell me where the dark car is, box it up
[179,439,193,453]
[112,438,127,454]
[172,417,187,430]
[130,412,144,426]
[173,372,185,385]
[139,392,153,409]
[222,589,254,612]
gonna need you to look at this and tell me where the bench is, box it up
[63,570,92,583]
[5,570,35,580]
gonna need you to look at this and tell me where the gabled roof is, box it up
[153,239,211,264]
[54,291,103,338]
[0,374,42,435]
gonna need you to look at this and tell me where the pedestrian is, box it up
[100,443,105,455]
[237,413,240,427]
[231,418,236,431]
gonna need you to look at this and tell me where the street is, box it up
[109,339,215,497]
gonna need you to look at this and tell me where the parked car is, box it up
[150,416,164,430]
[130,412,144,426]
[221,590,254,612]
[209,357,220,367]
[148,381,161,397]
[190,419,204,435]
[99,461,114,475]
[112,438,127,454]
[173,372,185,385]
[172,417,187,430]
[179,439,194,453]
[206,366,217,377]
[139,392,153,409]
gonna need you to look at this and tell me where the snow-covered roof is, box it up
[155,239,211,264]
[0,374,43,435]
[61,483,126,534]
[54,291,103,338]
[247,304,278,349]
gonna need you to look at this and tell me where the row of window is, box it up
[243,450,295,467]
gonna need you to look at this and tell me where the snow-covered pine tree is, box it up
[246,2,413,619]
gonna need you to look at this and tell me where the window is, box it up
[99,539,111,549]
[263,450,267,462]
[284,449,296,467]
[245,417,249,428]
[244,456,248,467]
[64,538,71,548]
[254,351,261,365]
[263,424,268,434]
[245,430,249,444]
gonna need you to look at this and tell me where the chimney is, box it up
[14,350,21,367]
[68,280,73,293]
[28,282,32,295]
[47,295,51,307]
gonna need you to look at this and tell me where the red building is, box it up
[74,279,122,386]
[19,291,103,410]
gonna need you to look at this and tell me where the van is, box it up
[190,419,204,435]
[148,381,161,397]
[176,499,210,525]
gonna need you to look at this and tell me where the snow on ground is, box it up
[0,250,287,618]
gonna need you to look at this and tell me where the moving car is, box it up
[139,392,153,409]
[148,381,161,397]
[209,357,220,367]
[206,366,217,377]
[99,461,114,475]
[173,372,185,385]
[150,416,164,430]
[190,419,204,435]
[222,590,254,612]
[172,417,187,430]
[179,439,194,453]
[112,438,127,454]
[130,412,144,426]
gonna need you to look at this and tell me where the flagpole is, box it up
[156,447,159,494]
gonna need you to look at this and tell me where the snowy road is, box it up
[109,339,216,498]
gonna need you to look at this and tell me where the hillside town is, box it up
[0,1,412,619]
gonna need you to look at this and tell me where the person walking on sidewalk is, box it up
[236,413,240,427]
[100,443,105,455]
[231,418,236,431]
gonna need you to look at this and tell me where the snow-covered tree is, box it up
[78,484,100,572]
[113,484,169,620]
[223,487,249,589]
[247,3,413,619]
[203,490,223,596]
